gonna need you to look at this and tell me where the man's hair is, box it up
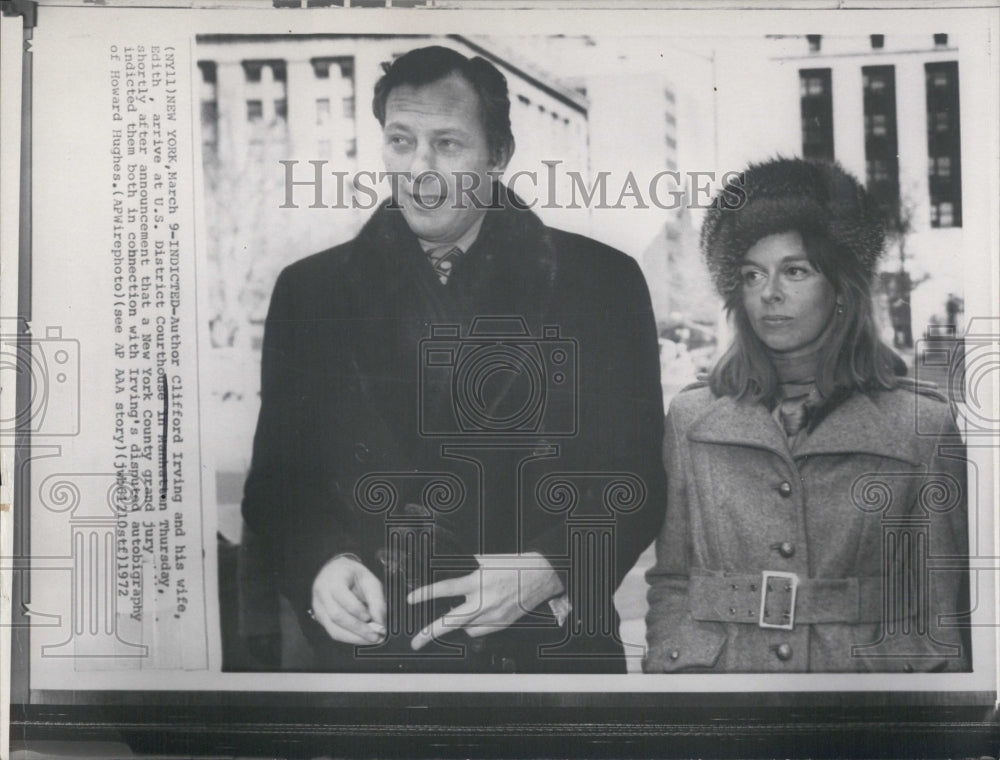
[372,45,515,166]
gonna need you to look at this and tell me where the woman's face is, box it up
[740,230,838,357]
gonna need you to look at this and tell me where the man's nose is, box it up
[409,142,436,176]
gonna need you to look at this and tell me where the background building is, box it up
[711,32,968,367]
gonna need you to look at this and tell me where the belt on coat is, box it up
[689,572,910,629]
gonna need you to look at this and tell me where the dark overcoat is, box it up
[644,383,970,673]
[242,186,667,673]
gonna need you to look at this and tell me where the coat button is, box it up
[353,442,372,463]
[501,656,517,673]
[778,542,796,559]
[773,643,793,661]
[904,663,914,673]
[777,481,793,497]
[669,650,680,660]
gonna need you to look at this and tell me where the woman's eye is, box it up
[784,265,812,279]
[741,269,764,285]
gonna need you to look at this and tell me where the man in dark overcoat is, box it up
[242,45,666,673]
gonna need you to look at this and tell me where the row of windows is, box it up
[199,56,357,152]
[199,56,355,84]
[806,33,949,53]
[515,93,574,127]
[798,61,962,228]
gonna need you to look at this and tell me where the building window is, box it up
[938,202,954,226]
[870,34,885,49]
[197,61,218,149]
[244,62,263,83]
[928,69,949,89]
[312,59,331,78]
[198,60,217,84]
[929,156,952,178]
[807,34,822,52]
[242,58,289,146]
[925,61,962,227]
[799,68,833,160]
[316,98,331,126]
[934,33,949,48]
[862,65,900,223]
[310,56,353,81]
[200,101,218,148]
[343,95,355,119]
[664,88,675,104]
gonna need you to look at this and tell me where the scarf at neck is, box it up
[769,345,824,436]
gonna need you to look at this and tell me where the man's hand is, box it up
[406,553,564,651]
[310,555,387,645]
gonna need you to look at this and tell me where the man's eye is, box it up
[387,135,412,149]
[436,138,460,151]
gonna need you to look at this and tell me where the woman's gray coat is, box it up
[644,381,970,673]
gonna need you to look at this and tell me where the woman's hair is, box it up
[708,230,904,407]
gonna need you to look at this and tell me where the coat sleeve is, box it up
[643,401,727,672]
[241,266,363,615]
[924,400,971,671]
[525,255,668,591]
[854,394,972,672]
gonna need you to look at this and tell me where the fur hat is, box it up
[701,158,886,300]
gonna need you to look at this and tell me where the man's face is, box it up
[381,72,508,245]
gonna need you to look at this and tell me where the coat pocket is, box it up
[643,614,728,673]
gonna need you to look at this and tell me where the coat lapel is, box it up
[334,187,562,439]
[687,391,923,466]
[687,396,790,461]
[795,391,923,465]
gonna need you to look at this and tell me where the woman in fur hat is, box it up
[643,158,970,673]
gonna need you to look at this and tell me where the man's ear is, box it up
[491,137,514,174]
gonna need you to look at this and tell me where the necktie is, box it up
[427,245,463,285]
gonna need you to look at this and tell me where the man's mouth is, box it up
[407,190,447,209]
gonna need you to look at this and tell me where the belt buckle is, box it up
[759,571,798,630]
